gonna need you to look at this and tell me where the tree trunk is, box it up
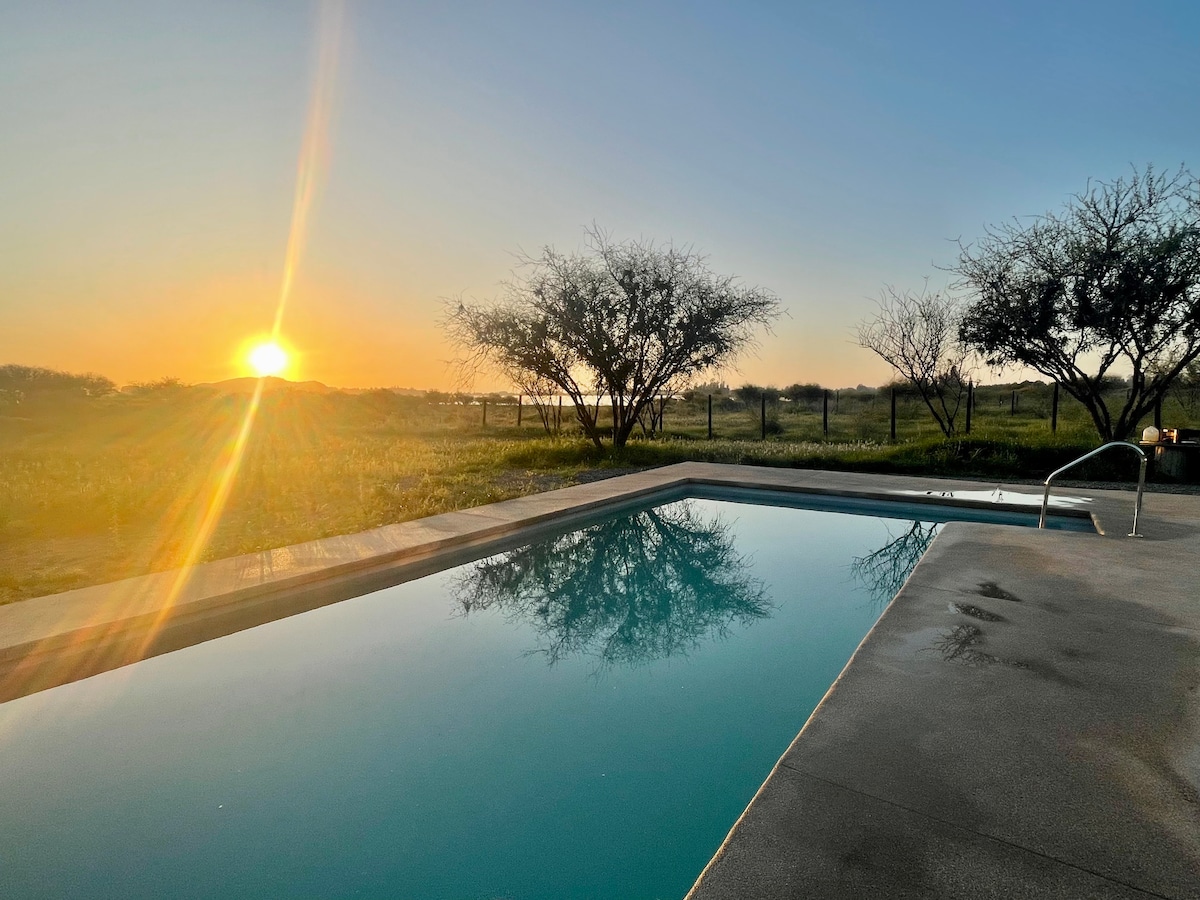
[613,421,638,447]
[570,401,605,449]
[1067,385,1115,442]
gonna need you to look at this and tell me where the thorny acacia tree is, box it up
[857,286,972,437]
[955,165,1200,441]
[448,231,780,449]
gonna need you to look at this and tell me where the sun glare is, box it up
[248,341,289,378]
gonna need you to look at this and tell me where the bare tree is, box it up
[447,229,781,449]
[955,165,1200,441]
[857,286,972,437]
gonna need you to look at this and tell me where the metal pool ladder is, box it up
[1039,441,1147,537]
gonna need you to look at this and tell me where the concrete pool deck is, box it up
[1,463,1197,897]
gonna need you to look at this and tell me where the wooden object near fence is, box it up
[482,399,487,426]
[890,389,897,442]
[707,394,713,440]
[965,381,972,434]
[822,389,829,437]
[1011,390,1017,416]
[516,395,522,426]
[760,395,766,440]
[556,396,562,433]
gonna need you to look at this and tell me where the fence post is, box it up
[556,396,562,433]
[707,394,713,440]
[823,389,829,437]
[890,388,897,442]
[516,395,522,427]
[760,395,766,440]
[1051,382,1059,433]
[836,390,840,413]
[482,398,487,427]
[1010,390,1016,416]
[965,381,972,435]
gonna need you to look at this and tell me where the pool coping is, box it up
[1,463,1197,898]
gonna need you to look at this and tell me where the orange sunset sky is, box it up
[3,1,1197,391]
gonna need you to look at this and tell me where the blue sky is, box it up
[2,0,1197,388]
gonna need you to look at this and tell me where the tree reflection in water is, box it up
[451,501,772,670]
[850,521,939,608]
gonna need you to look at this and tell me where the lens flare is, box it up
[133,1,345,661]
[272,0,344,339]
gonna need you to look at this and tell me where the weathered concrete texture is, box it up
[687,766,1161,899]
[690,511,1200,899]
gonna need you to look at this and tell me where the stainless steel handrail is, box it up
[1039,441,1147,536]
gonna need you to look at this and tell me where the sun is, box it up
[247,341,289,378]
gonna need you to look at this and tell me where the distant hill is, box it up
[196,376,339,395]
[144,377,444,397]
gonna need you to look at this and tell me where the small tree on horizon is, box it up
[782,383,824,404]
[0,364,116,400]
[856,286,973,438]
[734,384,781,406]
[447,229,781,449]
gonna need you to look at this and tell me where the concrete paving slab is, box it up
[901,524,1200,627]
[771,576,1200,894]
[688,766,1161,899]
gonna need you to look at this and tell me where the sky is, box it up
[2,0,1198,391]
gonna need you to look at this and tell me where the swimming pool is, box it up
[0,491,1091,899]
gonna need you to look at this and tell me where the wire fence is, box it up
[464,383,1200,444]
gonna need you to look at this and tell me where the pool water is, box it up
[0,498,975,898]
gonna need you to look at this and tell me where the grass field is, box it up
[2,380,1196,604]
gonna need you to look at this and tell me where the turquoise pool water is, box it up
[0,495,1081,899]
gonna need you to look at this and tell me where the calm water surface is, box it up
[0,499,940,899]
